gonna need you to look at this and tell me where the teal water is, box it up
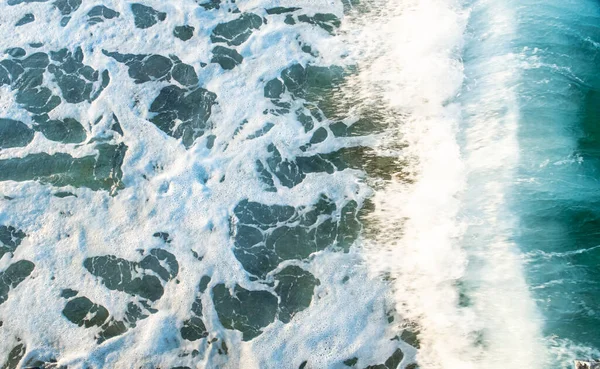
[467,0,600,362]
[511,0,600,355]
[457,0,600,365]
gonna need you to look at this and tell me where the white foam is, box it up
[0,0,404,368]
[345,0,548,368]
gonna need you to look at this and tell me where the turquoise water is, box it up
[460,0,600,364]
[512,0,600,354]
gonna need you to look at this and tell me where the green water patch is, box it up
[98,312,128,342]
[210,13,262,46]
[274,265,320,323]
[5,48,25,58]
[84,255,163,301]
[256,145,403,191]
[8,0,81,26]
[297,13,341,35]
[84,248,178,301]
[255,160,276,192]
[247,123,275,140]
[105,50,214,147]
[264,61,391,135]
[0,47,109,114]
[139,248,179,281]
[64,249,181,342]
[211,46,243,70]
[212,283,278,340]
[24,358,65,369]
[264,78,284,99]
[15,13,34,27]
[1,345,65,369]
[208,196,337,340]
[0,56,57,114]
[180,278,209,341]
[1,343,26,369]
[0,260,35,305]
[49,47,110,103]
[60,288,78,298]
[130,3,166,29]
[172,63,199,87]
[400,326,421,349]
[181,314,208,342]
[149,85,216,147]
[32,114,86,144]
[261,143,305,188]
[61,293,139,343]
[54,0,82,26]
[341,0,360,13]
[297,146,403,181]
[7,0,47,4]
[103,51,197,86]
[362,349,403,369]
[174,25,195,41]
[153,232,171,244]
[283,13,341,35]
[309,127,328,144]
[87,5,120,25]
[344,358,359,367]
[261,63,350,123]
[107,52,172,83]
[232,196,359,278]
[279,64,344,101]
[110,114,124,136]
[63,296,110,328]
[0,226,26,260]
[198,0,222,10]
[53,191,76,198]
[0,143,127,193]
[329,111,389,138]
[265,7,301,15]
[0,119,34,149]
[2,344,66,369]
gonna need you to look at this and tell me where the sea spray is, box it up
[347,0,547,368]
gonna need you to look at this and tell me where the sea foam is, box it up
[0,0,407,368]
[349,0,548,368]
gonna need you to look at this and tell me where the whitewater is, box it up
[0,0,599,368]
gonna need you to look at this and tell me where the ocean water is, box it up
[0,0,598,368]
